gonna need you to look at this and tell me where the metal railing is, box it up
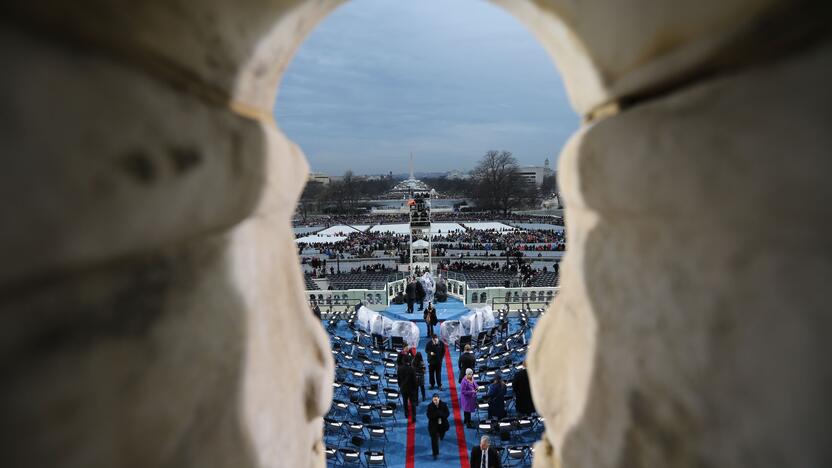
[307,277,558,311]
[468,286,558,310]
[306,288,388,311]
[490,297,556,313]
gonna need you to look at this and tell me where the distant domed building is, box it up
[390,177,430,195]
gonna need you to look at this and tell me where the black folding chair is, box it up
[324,445,339,466]
[377,403,397,425]
[390,336,404,351]
[366,424,388,449]
[372,333,388,349]
[505,445,531,466]
[357,403,375,423]
[330,399,351,419]
[323,418,347,446]
[338,447,363,467]
[365,450,388,467]
[456,334,472,351]
[476,418,494,436]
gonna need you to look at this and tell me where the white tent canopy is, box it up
[430,222,465,233]
[511,223,565,232]
[369,223,409,234]
[411,239,430,249]
[369,223,466,236]
[462,222,518,232]
[317,225,361,236]
[295,235,348,244]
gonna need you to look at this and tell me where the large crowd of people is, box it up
[432,229,565,252]
[298,229,564,258]
[304,260,396,280]
[439,258,558,287]
[298,224,565,284]
[298,231,408,260]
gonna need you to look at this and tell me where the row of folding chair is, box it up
[333,365,382,385]
[475,416,542,436]
[325,320,398,467]
[473,362,526,383]
[498,445,536,467]
[325,446,387,467]
[475,328,528,355]
[475,394,518,419]
[473,350,524,371]
[325,310,359,332]
[324,418,390,447]
[323,413,393,466]
[332,381,397,404]
[329,396,399,421]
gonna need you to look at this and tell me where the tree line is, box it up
[298,170,395,218]
[297,151,557,217]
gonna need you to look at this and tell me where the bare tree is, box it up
[470,150,521,214]
[540,173,557,196]
[342,170,357,210]
[298,180,325,221]
[518,180,542,209]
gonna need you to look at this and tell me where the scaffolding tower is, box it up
[408,191,431,275]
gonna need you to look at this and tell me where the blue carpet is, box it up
[382,298,470,467]
[382,298,471,322]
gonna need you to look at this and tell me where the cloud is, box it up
[274,0,579,175]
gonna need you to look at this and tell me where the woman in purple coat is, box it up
[460,368,479,428]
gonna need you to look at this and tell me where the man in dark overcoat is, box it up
[426,394,450,460]
[397,355,418,422]
[425,335,446,389]
[513,363,536,416]
[405,278,418,314]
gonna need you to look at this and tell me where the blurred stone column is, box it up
[0,1,338,467]
[521,1,832,466]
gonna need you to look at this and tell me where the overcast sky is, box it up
[274,0,578,176]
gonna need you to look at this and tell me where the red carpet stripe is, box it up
[444,347,470,468]
[406,414,415,468]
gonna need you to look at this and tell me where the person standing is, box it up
[513,361,536,416]
[435,276,448,302]
[425,335,446,390]
[312,303,321,320]
[396,344,413,366]
[426,393,450,460]
[416,279,426,311]
[470,435,502,468]
[460,368,478,428]
[398,355,418,422]
[413,351,427,403]
[405,278,417,314]
[424,302,438,337]
[486,375,507,420]
[458,344,475,383]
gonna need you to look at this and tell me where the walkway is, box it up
[381,298,474,467]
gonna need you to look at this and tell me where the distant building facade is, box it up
[308,173,331,185]
[517,157,555,187]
